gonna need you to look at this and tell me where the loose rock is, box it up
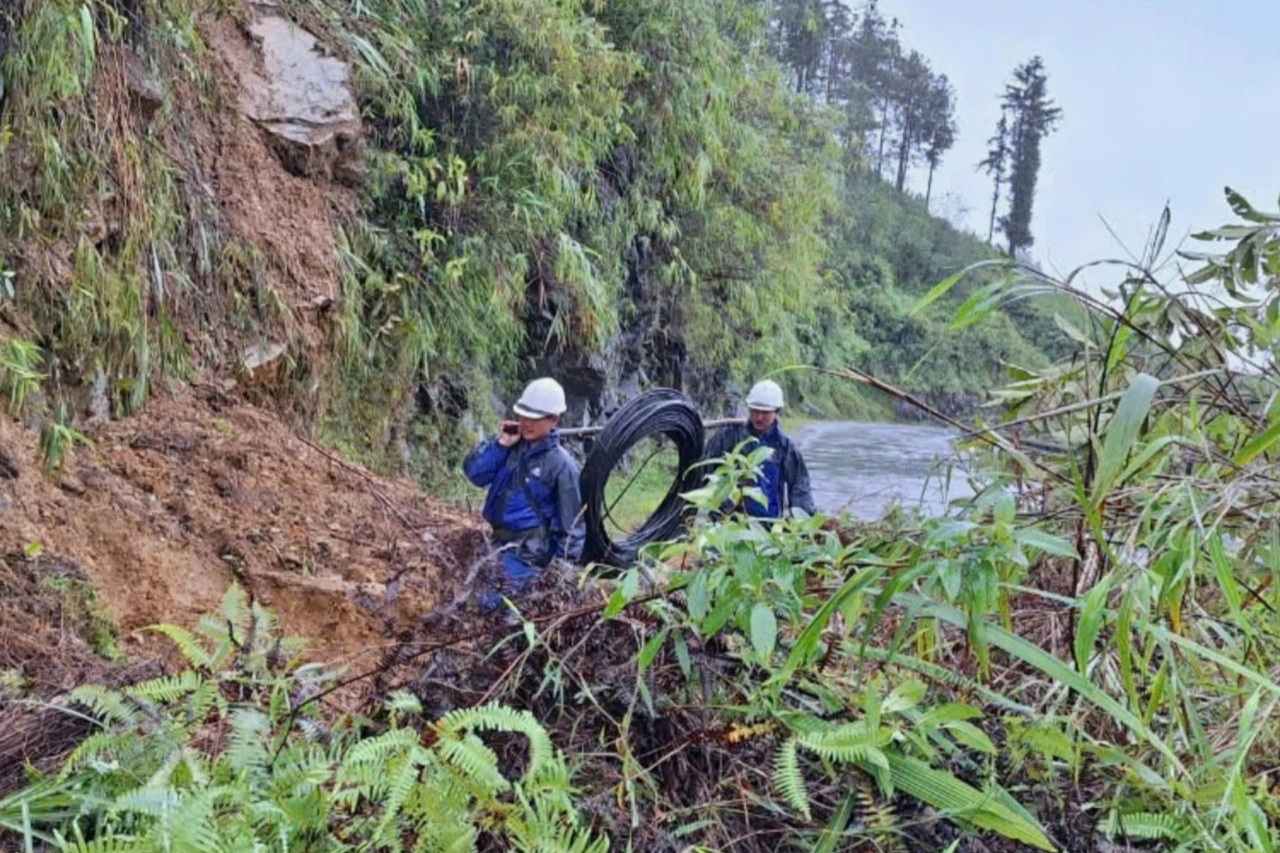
[235,7,362,182]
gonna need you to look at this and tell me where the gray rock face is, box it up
[236,4,362,183]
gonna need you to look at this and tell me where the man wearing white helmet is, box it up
[702,379,815,519]
[463,377,585,611]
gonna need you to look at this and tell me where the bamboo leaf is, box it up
[638,627,669,671]
[1090,373,1159,507]
[1074,573,1113,673]
[901,595,1184,774]
[1233,414,1280,465]
[943,721,996,754]
[909,259,1007,317]
[1012,528,1078,559]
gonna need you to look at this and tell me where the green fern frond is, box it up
[511,821,610,853]
[62,730,143,777]
[194,614,236,668]
[219,583,251,633]
[796,726,890,783]
[269,745,334,798]
[148,624,213,670]
[69,684,144,727]
[186,679,225,726]
[125,671,204,705]
[181,746,210,788]
[437,703,555,780]
[410,821,476,853]
[158,786,222,853]
[773,737,810,819]
[387,690,424,716]
[344,728,421,766]
[1104,810,1187,842]
[375,753,424,840]
[54,832,147,853]
[226,707,271,774]
[505,782,608,853]
[107,785,178,818]
[296,718,327,743]
[279,635,310,658]
[436,734,507,793]
[249,600,278,641]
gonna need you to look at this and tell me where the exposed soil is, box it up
[205,12,352,313]
[0,384,485,667]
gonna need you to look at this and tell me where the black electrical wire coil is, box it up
[579,388,705,568]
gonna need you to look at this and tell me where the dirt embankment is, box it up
[0,3,492,791]
[0,385,485,669]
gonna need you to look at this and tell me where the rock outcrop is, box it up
[235,2,362,184]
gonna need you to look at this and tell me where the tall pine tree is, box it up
[920,74,956,210]
[977,109,1009,244]
[997,57,1061,256]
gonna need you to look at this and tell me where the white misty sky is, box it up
[874,0,1280,283]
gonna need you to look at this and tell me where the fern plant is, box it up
[1,584,605,853]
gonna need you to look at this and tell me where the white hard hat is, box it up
[746,379,785,411]
[513,377,567,418]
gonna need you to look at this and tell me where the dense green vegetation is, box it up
[0,0,1067,489]
[7,189,1280,852]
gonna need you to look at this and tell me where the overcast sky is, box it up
[875,0,1280,283]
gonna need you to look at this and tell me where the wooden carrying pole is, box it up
[558,417,744,439]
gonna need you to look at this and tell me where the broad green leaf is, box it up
[1208,534,1244,625]
[951,280,1009,330]
[881,680,926,714]
[1192,225,1261,241]
[1225,187,1280,223]
[687,569,710,621]
[1012,528,1078,559]
[604,569,640,618]
[77,6,96,75]
[673,632,692,678]
[919,703,983,728]
[602,586,629,619]
[1090,373,1159,507]
[750,603,777,658]
[1116,434,1182,485]
[879,753,1055,850]
[813,791,857,853]
[944,720,996,754]
[776,565,883,685]
[638,627,668,671]
[912,269,968,316]
[1144,624,1280,698]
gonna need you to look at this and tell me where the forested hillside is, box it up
[0,0,1062,487]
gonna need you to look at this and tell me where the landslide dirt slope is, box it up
[0,384,485,669]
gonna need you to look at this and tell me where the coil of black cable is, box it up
[579,388,705,568]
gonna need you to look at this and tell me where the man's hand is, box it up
[497,421,520,448]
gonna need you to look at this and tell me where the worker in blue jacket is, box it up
[702,379,816,519]
[463,377,585,612]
